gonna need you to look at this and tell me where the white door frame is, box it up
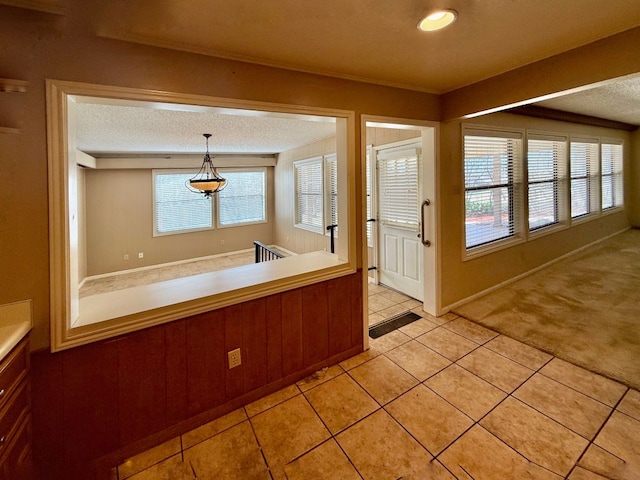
[361,115,441,349]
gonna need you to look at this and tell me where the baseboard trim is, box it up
[443,227,630,313]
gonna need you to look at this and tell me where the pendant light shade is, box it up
[188,133,227,198]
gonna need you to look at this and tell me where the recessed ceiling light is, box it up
[417,9,457,32]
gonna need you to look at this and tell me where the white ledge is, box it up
[61,251,351,350]
[0,300,32,360]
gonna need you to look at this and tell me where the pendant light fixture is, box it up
[188,133,227,198]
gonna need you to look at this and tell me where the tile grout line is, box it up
[568,386,631,478]
[245,407,276,480]
[430,354,564,477]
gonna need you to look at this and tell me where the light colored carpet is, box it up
[454,228,640,390]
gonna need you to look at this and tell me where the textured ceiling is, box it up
[75,100,337,155]
[534,74,640,126]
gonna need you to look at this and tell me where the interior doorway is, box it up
[363,117,439,327]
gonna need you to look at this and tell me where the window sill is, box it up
[463,235,525,261]
[60,251,351,351]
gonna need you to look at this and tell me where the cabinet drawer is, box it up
[0,380,29,458]
[0,338,29,412]
[1,414,32,480]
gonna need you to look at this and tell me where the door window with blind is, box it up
[601,142,624,210]
[527,135,568,232]
[570,140,599,219]
[377,145,419,230]
[154,171,213,235]
[463,129,523,251]
[217,169,266,227]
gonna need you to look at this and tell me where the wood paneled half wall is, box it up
[30,271,363,480]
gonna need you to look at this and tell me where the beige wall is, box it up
[84,167,275,276]
[0,4,439,349]
[439,112,631,308]
[441,27,640,120]
[274,136,336,254]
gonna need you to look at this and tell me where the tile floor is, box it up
[112,284,640,480]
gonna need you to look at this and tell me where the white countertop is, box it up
[0,300,32,361]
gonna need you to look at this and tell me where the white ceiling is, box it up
[75,100,337,155]
[533,74,640,126]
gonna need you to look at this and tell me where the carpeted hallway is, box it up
[453,228,640,391]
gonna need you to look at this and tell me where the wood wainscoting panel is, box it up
[117,326,167,446]
[224,304,245,399]
[242,298,269,393]
[328,274,354,355]
[281,289,304,376]
[62,340,119,479]
[164,319,188,427]
[185,309,227,417]
[302,282,329,367]
[265,295,283,383]
[30,270,364,480]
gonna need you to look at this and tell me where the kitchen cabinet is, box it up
[0,337,31,479]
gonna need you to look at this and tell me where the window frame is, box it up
[462,126,525,259]
[526,132,569,237]
[152,169,215,237]
[46,80,356,352]
[600,140,624,212]
[293,156,325,234]
[569,137,600,222]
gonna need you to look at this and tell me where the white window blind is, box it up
[464,131,523,249]
[365,146,373,248]
[570,141,598,219]
[294,157,324,232]
[527,137,567,232]
[377,147,419,229]
[325,154,338,235]
[218,170,266,226]
[601,142,623,210]
[154,171,212,235]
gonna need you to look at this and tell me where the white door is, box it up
[377,142,423,301]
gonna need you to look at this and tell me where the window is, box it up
[377,145,419,229]
[218,169,266,227]
[601,142,623,210]
[570,140,599,219]
[48,80,355,351]
[365,146,374,248]
[464,129,523,250]
[294,154,338,235]
[154,169,267,235]
[294,157,324,232]
[325,154,338,236]
[154,171,212,235]
[527,136,567,232]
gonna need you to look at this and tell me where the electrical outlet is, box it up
[138,252,144,259]
[228,348,241,369]
[220,240,225,246]
[124,254,129,261]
